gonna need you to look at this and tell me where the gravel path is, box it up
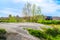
[0,23,51,40]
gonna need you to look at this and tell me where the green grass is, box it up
[26,28,60,40]
[37,20,60,24]
[0,29,7,40]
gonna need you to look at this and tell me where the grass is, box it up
[47,24,60,29]
[37,20,60,24]
[0,29,7,40]
[25,25,60,40]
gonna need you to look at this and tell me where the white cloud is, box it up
[12,0,21,3]
[11,0,28,3]
[0,8,22,16]
[11,0,44,4]
[0,0,60,16]
[0,10,17,16]
[29,0,60,15]
[11,0,60,15]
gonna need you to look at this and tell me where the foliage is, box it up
[0,3,44,23]
[0,29,7,40]
[9,16,17,22]
[22,2,43,22]
[38,20,60,24]
[46,28,60,37]
[0,14,23,23]
[27,29,48,39]
[0,29,6,34]
[27,28,60,40]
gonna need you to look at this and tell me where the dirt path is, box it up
[0,23,50,40]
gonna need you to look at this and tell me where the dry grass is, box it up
[48,24,60,29]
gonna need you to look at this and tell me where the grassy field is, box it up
[48,24,60,29]
[26,24,60,40]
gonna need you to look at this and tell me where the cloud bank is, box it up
[0,0,60,17]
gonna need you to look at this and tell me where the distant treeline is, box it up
[0,15,25,22]
[0,14,43,23]
[0,2,44,23]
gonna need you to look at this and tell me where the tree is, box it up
[9,14,12,18]
[31,4,43,22]
[8,14,17,22]
[22,2,31,17]
[22,2,31,22]
[16,15,20,22]
[22,2,43,22]
[32,4,36,21]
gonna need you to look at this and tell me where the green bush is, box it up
[27,29,48,39]
[0,29,6,34]
[38,20,60,24]
[0,29,7,40]
[27,28,60,40]
[46,28,59,37]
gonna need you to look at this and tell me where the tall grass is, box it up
[27,27,60,40]
[38,20,60,24]
[0,29,7,40]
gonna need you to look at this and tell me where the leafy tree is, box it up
[22,2,31,21]
[8,14,17,22]
[22,3,30,22]
[9,14,12,18]
[31,4,44,22]
[22,2,43,22]
[15,15,20,22]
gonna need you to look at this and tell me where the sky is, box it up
[0,0,60,17]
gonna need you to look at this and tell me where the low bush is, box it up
[27,29,48,39]
[38,20,60,24]
[46,28,60,37]
[27,28,60,40]
[0,29,7,40]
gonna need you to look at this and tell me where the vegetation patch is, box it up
[0,29,7,40]
[26,28,60,40]
[38,20,60,24]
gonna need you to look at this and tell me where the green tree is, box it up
[9,14,12,18]
[31,4,44,22]
[15,15,20,22]
[22,2,31,22]
[8,14,17,22]
[22,2,43,22]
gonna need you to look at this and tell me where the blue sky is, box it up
[0,0,60,17]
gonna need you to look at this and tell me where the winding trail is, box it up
[0,23,51,40]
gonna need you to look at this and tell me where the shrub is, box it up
[27,28,60,40]
[27,28,48,39]
[0,29,6,34]
[46,28,58,37]
[38,20,60,24]
[0,29,7,40]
